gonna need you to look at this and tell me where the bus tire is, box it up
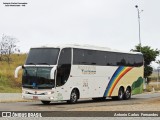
[117,87,124,100]
[41,101,51,105]
[67,89,78,104]
[124,87,131,100]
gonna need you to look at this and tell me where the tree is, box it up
[156,60,160,80]
[131,44,159,78]
[156,60,160,66]
[0,34,20,64]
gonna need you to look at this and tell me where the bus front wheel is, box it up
[67,89,78,104]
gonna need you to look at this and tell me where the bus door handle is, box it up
[70,75,73,77]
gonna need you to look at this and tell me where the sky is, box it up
[0,0,160,68]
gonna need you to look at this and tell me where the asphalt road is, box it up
[0,92,160,111]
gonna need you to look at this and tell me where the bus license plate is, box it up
[33,96,38,100]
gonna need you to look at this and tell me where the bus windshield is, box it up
[22,67,54,89]
[26,48,60,65]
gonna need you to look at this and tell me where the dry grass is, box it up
[149,71,160,82]
[144,83,160,92]
[0,54,27,93]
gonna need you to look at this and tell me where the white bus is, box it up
[15,44,144,104]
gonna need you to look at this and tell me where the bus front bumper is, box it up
[22,93,56,101]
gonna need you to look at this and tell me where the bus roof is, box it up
[31,44,142,55]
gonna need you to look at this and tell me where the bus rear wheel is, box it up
[124,87,131,100]
[118,87,124,100]
[41,101,51,105]
[67,89,78,104]
[112,87,124,100]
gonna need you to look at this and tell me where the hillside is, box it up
[0,54,27,93]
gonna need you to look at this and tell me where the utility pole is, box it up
[157,66,160,87]
[135,5,143,52]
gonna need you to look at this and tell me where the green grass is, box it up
[0,54,27,93]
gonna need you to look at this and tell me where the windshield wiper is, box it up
[23,84,34,87]
[37,84,54,87]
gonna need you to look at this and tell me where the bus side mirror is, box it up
[15,66,23,78]
[50,66,57,79]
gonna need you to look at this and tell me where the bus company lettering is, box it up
[78,66,96,75]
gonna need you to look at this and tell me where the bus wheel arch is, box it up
[124,86,132,100]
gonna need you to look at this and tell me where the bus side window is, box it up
[116,53,127,66]
[73,49,86,65]
[106,52,116,66]
[127,55,134,66]
[56,48,71,87]
[134,54,143,67]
